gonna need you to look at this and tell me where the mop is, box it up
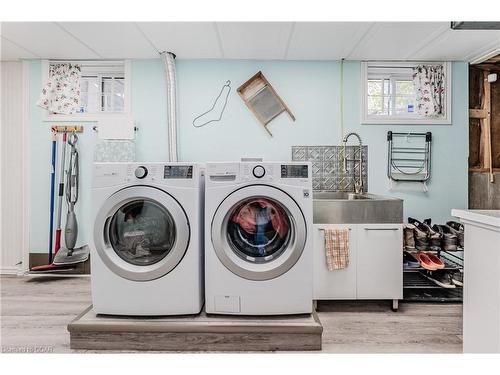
[53,133,89,265]
[30,131,74,273]
[54,132,68,254]
[48,130,57,263]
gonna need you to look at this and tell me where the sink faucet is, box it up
[342,132,364,194]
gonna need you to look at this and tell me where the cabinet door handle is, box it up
[363,227,399,231]
[318,228,351,231]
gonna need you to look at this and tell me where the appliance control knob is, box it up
[252,165,266,178]
[135,166,148,179]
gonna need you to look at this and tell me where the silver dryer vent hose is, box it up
[161,51,178,162]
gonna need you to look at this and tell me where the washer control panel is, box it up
[252,165,266,178]
[93,163,200,187]
[134,166,148,179]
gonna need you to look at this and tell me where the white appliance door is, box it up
[94,186,190,281]
[211,185,307,281]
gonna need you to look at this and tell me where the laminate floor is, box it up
[0,276,463,353]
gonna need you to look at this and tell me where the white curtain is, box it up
[37,63,81,114]
[412,65,445,117]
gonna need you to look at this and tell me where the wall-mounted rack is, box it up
[387,131,432,183]
[51,125,84,133]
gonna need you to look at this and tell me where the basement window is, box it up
[42,60,130,121]
[361,61,452,125]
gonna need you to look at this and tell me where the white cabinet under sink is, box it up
[313,224,358,300]
[357,224,403,299]
[313,223,403,305]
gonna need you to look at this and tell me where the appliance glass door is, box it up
[94,186,190,281]
[212,185,307,281]
[108,199,176,266]
[227,197,292,263]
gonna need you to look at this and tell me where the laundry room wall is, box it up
[27,59,468,254]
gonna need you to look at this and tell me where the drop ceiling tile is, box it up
[413,29,500,61]
[1,22,100,59]
[216,22,293,59]
[1,37,39,60]
[3,21,497,62]
[57,22,157,59]
[136,22,221,59]
[286,22,373,60]
[348,22,449,60]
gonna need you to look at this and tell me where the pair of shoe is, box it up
[413,251,444,271]
[406,218,441,251]
[421,269,463,288]
[430,220,464,250]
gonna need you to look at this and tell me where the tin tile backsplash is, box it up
[292,145,368,192]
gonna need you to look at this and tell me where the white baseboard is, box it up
[0,266,22,275]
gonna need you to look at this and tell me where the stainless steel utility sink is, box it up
[314,192,372,200]
[313,191,403,224]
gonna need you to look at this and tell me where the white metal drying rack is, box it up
[387,131,432,190]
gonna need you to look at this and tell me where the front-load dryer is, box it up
[91,162,204,316]
[205,161,313,315]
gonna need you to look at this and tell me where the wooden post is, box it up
[483,71,494,183]
[477,71,494,183]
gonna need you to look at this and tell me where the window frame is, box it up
[41,60,131,122]
[361,61,452,125]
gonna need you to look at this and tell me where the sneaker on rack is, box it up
[404,224,416,250]
[403,251,420,268]
[450,270,463,286]
[433,224,458,251]
[422,270,456,289]
[446,221,464,249]
[421,218,442,251]
[408,218,430,251]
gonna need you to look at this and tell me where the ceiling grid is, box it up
[54,22,104,58]
[1,22,499,62]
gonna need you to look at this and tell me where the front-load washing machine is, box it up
[205,161,313,315]
[91,162,204,315]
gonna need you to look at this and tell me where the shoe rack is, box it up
[403,249,464,302]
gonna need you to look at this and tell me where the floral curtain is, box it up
[412,65,445,117]
[37,63,81,115]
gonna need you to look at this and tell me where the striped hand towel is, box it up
[324,228,350,271]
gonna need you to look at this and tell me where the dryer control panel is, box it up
[205,162,311,190]
[280,164,309,178]
[206,162,310,184]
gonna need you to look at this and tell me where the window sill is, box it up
[362,116,451,125]
[43,112,131,123]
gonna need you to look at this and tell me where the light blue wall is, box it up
[28,59,468,253]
